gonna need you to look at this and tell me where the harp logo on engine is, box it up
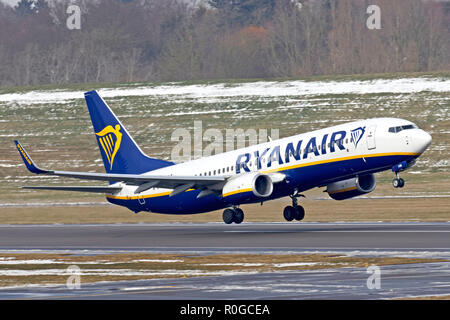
[96,124,122,170]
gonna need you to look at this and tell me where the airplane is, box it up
[15,90,432,224]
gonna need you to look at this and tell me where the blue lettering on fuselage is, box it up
[329,131,346,153]
[303,137,320,159]
[268,145,283,167]
[321,134,328,155]
[236,153,251,174]
[254,148,270,170]
[284,140,302,163]
[235,130,349,173]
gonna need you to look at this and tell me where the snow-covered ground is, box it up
[0,77,449,105]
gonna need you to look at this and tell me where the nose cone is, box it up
[415,130,432,153]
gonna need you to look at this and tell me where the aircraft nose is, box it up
[415,130,432,153]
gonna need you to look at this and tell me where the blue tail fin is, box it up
[84,90,174,174]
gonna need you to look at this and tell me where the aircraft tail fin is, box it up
[84,90,173,174]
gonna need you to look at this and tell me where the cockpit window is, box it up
[388,124,418,133]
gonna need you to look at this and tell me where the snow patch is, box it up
[1,77,448,105]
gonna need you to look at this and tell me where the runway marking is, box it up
[121,285,176,291]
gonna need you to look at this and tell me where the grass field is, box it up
[1,193,449,224]
[0,72,449,223]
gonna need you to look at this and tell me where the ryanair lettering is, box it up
[236,129,354,173]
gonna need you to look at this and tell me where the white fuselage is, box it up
[109,118,431,203]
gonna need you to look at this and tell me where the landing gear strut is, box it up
[283,190,305,222]
[223,207,244,224]
[392,172,405,188]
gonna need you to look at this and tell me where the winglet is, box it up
[14,140,49,174]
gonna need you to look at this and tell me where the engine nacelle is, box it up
[326,174,376,200]
[222,172,273,203]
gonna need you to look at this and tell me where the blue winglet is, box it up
[14,140,49,174]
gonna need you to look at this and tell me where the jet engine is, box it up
[326,174,376,200]
[222,172,273,203]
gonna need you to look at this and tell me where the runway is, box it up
[0,222,449,300]
[2,262,449,300]
[0,222,449,252]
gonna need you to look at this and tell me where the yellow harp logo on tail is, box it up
[96,124,122,170]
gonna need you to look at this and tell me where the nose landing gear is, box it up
[392,161,412,189]
[283,191,305,222]
[392,172,405,188]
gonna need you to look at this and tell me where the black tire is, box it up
[398,178,405,188]
[233,208,244,224]
[294,205,305,221]
[392,178,399,188]
[223,208,235,224]
[283,206,295,222]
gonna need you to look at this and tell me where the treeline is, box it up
[0,0,449,87]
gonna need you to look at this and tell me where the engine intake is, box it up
[326,174,376,200]
[253,174,273,197]
[222,172,273,203]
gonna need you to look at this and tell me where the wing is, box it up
[15,140,226,195]
[22,186,122,194]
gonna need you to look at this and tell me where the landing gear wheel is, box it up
[223,208,235,224]
[392,178,405,188]
[294,205,305,221]
[233,208,244,224]
[283,206,295,222]
[392,178,399,188]
[284,190,306,222]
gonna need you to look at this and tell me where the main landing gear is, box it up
[392,172,405,188]
[283,191,305,222]
[222,191,307,224]
[223,207,244,224]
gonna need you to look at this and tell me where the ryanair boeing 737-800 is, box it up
[15,91,432,224]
